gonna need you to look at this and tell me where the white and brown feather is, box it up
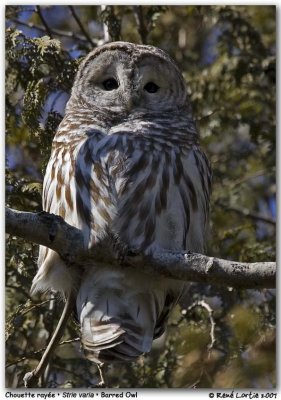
[32,41,211,363]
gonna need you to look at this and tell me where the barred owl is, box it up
[32,42,211,363]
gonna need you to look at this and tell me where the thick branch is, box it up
[130,251,275,289]
[6,207,86,262]
[6,207,276,289]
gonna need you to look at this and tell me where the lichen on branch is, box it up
[5,207,276,289]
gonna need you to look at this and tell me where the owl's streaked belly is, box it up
[108,144,206,255]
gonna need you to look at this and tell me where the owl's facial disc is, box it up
[75,47,187,114]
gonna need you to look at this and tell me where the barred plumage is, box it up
[32,41,211,363]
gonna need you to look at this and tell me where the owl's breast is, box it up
[46,125,208,255]
[108,137,208,254]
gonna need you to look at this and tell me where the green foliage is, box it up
[6,26,78,172]
[5,5,275,389]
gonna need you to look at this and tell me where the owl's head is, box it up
[70,42,189,116]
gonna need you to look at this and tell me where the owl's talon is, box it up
[108,233,130,262]
[112,239,140,262]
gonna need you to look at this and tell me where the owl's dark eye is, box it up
[144,82,159,93]
[102,78,119,91]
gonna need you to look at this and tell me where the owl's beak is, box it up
[125,91,140,112]
[126,97,133,111]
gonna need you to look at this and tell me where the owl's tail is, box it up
[76,265,180,363]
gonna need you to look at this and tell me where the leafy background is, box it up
[5,5,276,388]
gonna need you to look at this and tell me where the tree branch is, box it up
[68,6,95,47]
[9,18,94,44]
[36,6,53,39]
[5,337,80,369]
[23,293,75,388]
[218,202,276,226]
[133,6,149,44]
[5,207,86,262]
[5,207,276,289]
[100,5,110,42]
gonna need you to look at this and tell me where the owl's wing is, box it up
[32,128,113,294]
[179,146,212,253]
